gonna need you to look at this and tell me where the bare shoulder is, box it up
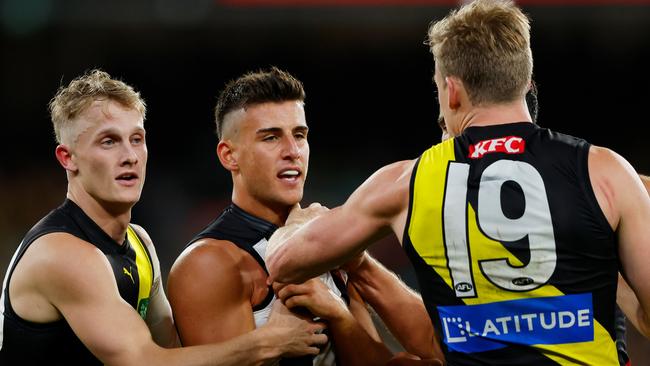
[27,232,110,279]
[168,238,252,295]
[588,145,645,228]
[588,145,636,172]
[588,145,642,195]
[171,238,249,274]
[19,232,117,305]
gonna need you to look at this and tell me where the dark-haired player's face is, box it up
[231,101,309,208]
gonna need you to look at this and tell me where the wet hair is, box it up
[214,67,305,139]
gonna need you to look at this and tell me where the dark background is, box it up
[1,0,649,361]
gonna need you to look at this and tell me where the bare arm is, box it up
[617,274,649,337]
[331,282,394,365]
[589,147,650,338]
[639,174,650,190]
[28,234,325,366]
[130,224,179,348]
[167,239,258,346]
[274,276,393,366]
[616,174,650,337]
[345,253,443,360]
[267,160,415,284]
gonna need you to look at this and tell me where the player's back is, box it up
[404,122,618,365]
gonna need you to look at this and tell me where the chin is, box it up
[106,194,141,208]
[274,194,303,209]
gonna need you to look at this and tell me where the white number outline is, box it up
[443,160,557,298]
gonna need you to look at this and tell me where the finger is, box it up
[285,295,312,310]
[310,333,328,346]
[277,283,309,301]
[272,281,288,294]
[309,321,327,333]
[303,346,322,356]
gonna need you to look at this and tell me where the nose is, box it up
[282,136,301,161]
[120,143,139,166]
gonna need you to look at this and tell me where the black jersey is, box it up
[190,203,348,366]
[404,122,619,365]
[190,203,278,312]
[0,199,154,365]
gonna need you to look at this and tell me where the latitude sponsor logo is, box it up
[437,293,593,353]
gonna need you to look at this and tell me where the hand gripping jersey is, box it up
[190,204,348,366]
[0,199,154,365]
[404,122,619,365]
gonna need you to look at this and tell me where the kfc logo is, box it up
[468,136,525,159]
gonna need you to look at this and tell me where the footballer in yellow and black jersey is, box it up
[404,122,619,365]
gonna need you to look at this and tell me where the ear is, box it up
[217,140,238,172]
[55,144,78,172]
[446,76,462,110]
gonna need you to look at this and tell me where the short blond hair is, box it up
[428,0,532,105]
[49,69,146,144]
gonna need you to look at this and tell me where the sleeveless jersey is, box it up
[190,203,348,366]
[404,122,619,365]
[0,199,154,365]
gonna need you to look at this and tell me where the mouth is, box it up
[116,172,139,186]
[277,168,302,182]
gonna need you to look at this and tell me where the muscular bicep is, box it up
[35,235,158,364]
[590,148,650,315]
[167,240,256,346]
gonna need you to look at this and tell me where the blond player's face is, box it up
[68,100,147,208]
[233,101,309,209]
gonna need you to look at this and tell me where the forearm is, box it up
[269,222,347,284]
[348,256,438,358]
[328,311,392,366]
[618,274,650,338]
[269,208,381,284]
[148,328,282,366]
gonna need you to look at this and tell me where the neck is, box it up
[232,189,290,227]
[456,98,532,134]
[67,185,132,243]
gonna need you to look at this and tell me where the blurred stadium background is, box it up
[1,0,649,361]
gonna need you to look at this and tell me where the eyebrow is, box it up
[255,126,309,134]
[95,126,145,137]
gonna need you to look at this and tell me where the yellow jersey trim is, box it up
[126,226,153,319]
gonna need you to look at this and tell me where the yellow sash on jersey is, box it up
[407,138,618,365]
[126,226,153,319]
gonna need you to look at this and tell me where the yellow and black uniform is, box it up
[0,199,154,365]
[404,122,619,365]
